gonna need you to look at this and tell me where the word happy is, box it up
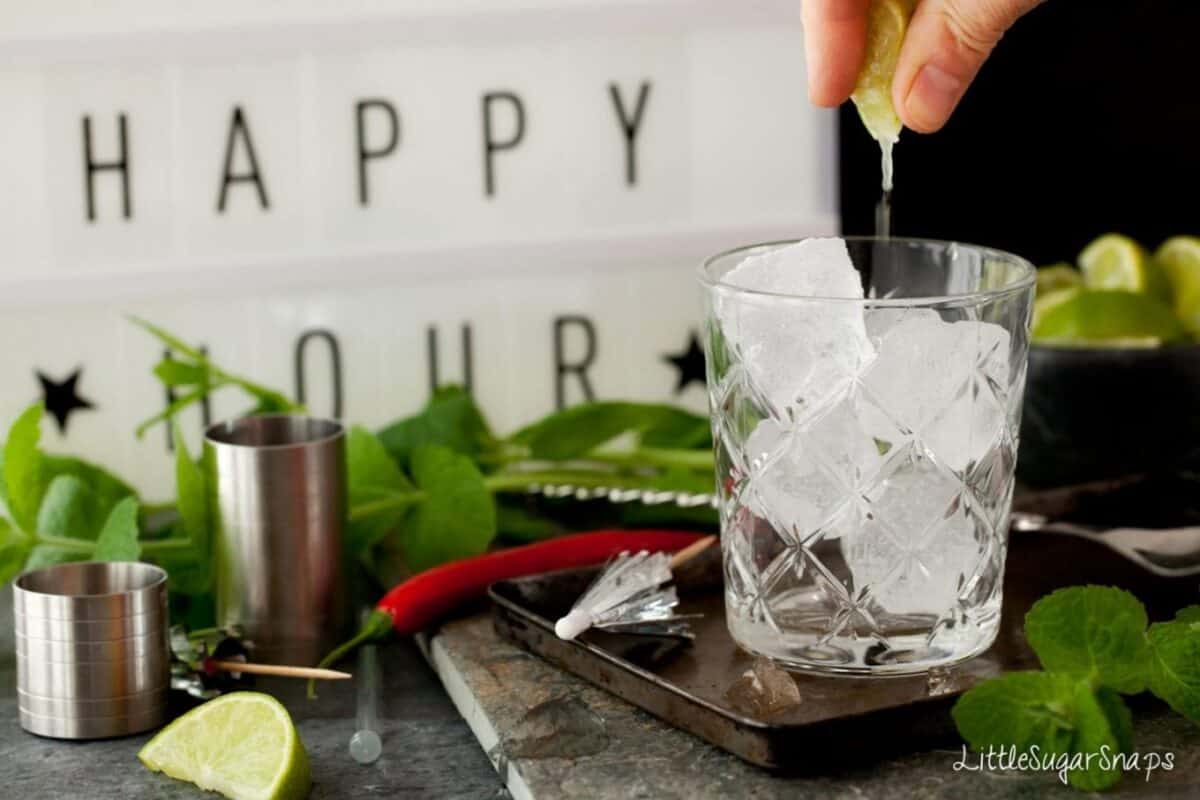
[80,82,653,221]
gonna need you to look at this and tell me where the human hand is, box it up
[801,0,1045,133]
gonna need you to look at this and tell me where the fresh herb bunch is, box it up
[1,320,717,612]
[954,586,1200,791]
[0,404,210,602]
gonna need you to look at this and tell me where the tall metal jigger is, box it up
[206,415,349,666]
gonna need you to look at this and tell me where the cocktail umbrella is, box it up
[554,536,715,640]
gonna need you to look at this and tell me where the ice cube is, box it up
[724,657,802,717]
[860,310,1010,472]
[717,239,875,421]
[743,398,889,543]
[841,446,984,615]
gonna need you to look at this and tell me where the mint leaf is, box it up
[41,455,137,513]
[346,426,417,555]
[153,357,210,387]
[25,545,85,570]
[952,671,1077,756]
[637,408,711,450]
[1174,605,1200,624]
[129,316,206,360]
[1147,608,1200,723]
[1024,586,1150,694]
[378,387,496,469]
[35,474,104,541]
[495,500,565,543]
[3,403,45,533]
[154,426,213,595]
[1067,685,1129,791]
[512,402,704,460]
[93,497,140,561]
[403,444,495,572]
[0,518,30,584]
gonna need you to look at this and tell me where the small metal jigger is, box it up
[14,562,170,740]
[206,415,349,665]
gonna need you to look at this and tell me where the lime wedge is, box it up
[1035,263,1082,296]
[1155,235,1200,335]
[850,0,915,146]
[1078,234,1169,299]
[1032,286,1081,330]
[138,692,311,800]
[1032,290,1184,346]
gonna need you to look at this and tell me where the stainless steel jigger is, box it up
[13,561,169,739]
[206,415,347,665]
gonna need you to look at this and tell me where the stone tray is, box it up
[489,532,1198,770]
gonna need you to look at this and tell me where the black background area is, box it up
[839,0,1200,265]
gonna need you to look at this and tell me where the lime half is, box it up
[1078,234,1169,298]
[1032,289,1184,346]
[139,692,311,800]
[1155,235,1200,335]
[851,0,915,146]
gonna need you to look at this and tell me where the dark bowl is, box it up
[1017,343,1200,487]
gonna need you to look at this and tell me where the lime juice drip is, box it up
[875,139,894,239]
[875,188,892,240]
[881,139,895,193]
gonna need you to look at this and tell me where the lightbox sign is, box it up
[0,0,836,497]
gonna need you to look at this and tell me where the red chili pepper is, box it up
[310,529,705,692]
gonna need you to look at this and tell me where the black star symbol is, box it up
[37,368,95,433]
[662,331,707,394]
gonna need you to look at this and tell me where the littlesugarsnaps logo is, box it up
[954,745,1175,785]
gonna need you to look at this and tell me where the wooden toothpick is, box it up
[207,659,352,681]
[669,535,718,569]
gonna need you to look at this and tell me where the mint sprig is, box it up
[954,586,1200,791]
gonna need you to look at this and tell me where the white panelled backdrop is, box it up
[0,0,837,499]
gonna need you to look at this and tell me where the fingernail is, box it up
[904,63,964,132]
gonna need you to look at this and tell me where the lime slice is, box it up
[139,692,311,800]
[850,0,915,146]
[1155,235,1200,335]
[1035,263,1082,296]
[1078,234,1169,299]
[1032,289,1184,346]
[1032,286,1081,330]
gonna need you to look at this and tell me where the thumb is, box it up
[892,0,1043,133]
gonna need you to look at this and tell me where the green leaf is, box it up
[136,387,208,438]
[494,500,565,543]
[3,403,45,533]
[41,455,137,513]
[1024,585,1150,694]
[166,426,211,593]
[378,386,496,468]
[129,316,206,361]
[25,545,86,571]
[1067,685,1129,791]
[639,408,712,449]
[0,518,30,584]
[1174,605,1200,624]
[952,671,1077,756]
[153,357,210,387]
[403,444,496,572]
[346,426,417,555]
[93,497,140,561]
[1147,608,1200,723]
[511,402,705,460]
[35,474,101,540]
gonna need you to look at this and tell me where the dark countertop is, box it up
[0,587,506,800]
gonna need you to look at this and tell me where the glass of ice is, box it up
[700,237,1035,675]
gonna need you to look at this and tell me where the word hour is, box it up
[82,82,653,221]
